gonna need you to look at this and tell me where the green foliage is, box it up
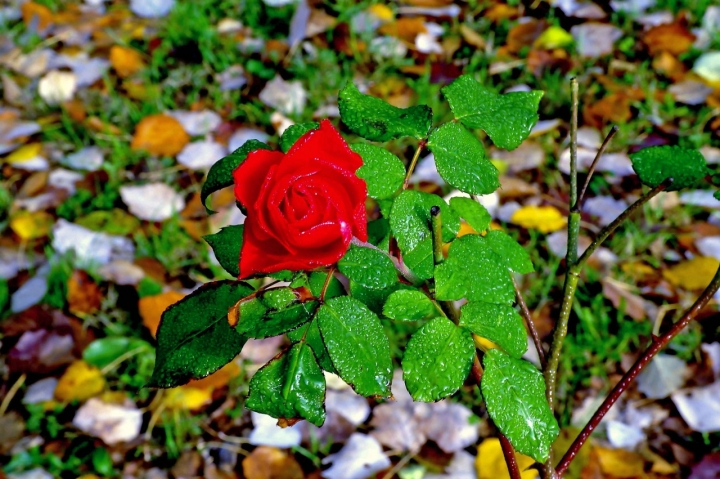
[280,122,319,152]
[449,197,492,232]
[382,289,437,321]
[235,294,317,339]
[201,140,271,213]
[203,225,244,277]
[630,145,709,191]
[352,143,406,199]
[316,296,393,397]
[403,317,475,402]
[338,245,398,290]
[427,123,499,195]
[482,349,559,462]
[460,302,527,358]
[83,337,153,369]
[484,230,534,274]
[390,190,459,279]
[288,319,337,373]
[149,281,253,388]
[435,235,515,304]
[246,342,326,426]
[338,83,432,142]
[442,75,543,150]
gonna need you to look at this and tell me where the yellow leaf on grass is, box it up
[511,205,567,233]
[476,438,538,479]
[367,4,394,22]
[663,256,720,291]
[131,114,189,157]
[55,361,106,402]
[163,386,212,411]
[109,45,146,78]
[595,447,646,478]
[21,1,53,30]
[138,291,186,337]
[6,143,42,164]
[10,211,54,241]
[534,26,574,50]
[187,361,241,390]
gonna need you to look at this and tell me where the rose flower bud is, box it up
[232,119,368,278]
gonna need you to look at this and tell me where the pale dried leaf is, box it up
[120,183,185,221]
[321,433,391,479]
[73,398,143,445]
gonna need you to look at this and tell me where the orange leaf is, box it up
[186,361,241,390]
[67,270,102,315]
[242,446,305,479]
[138,291,186,337]
[109,45,146,78]
[643,22,696,57]
[378,17,427,42]
[131,114,189,157]
[583,93,632,129]
[21,2,53,30]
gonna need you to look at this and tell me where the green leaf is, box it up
[83,337,152,369]
[280,122,319,152]
[338,245,398,290]
[484,230,534,274]
[349,280,410,315]
[460,302,527,358]
[307,271,345,299]
[482,349,559,462]
[338,82,432,142]
[367,218,391,249]
[287,319,336,373]
[402,317,475,402]
[383,289,437,321]
[715,190,720,201]
[449,197,492,232]
[435,235,514,304]
[203,225,243,277]
[246,342,326,426]
[149,281,253,388]
[390,190,459,279]
[427,123,499,195]
[201,140,272,214]
[235,295,318,339]
[351,143,406,199]
[317,296,393,396]
[630,145,709,191]
[442,75,543,151]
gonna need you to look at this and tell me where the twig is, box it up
[566,78,580,267]
[513,277,546,368]
[100,346,148,375]
[577,125,619,208]
[381,451,417,479]
[544,179,672,411]
[556,262,720,476]
[0,373,26,416]
[319,266,336,302]
[430,206,444,265]
[403,140,427,189]
[499,433,523,479]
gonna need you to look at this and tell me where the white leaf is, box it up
[11,265,49,313]
[424,450,476,479]
[228,128,270,152]
[370,402,425,452]
[693,52,720,83]
[98,260,145,285]
[38,70,77,105]
[421,402,479,453]
[322,433,391,479]
[177,140,227,171]
[130,0,175,18]
[679,190,717,208]
[671,381,720,432]
[583,196,627,227]
[249,411,302,448]
[119,183,185,221]
[637,354,687,399]
[23,378,58,405]
[52,219,135,266]
[702,343,720,378]
[259,76,307,115]
[168,110,222,136]
[62,146,104,171]
[669,80,713,106]
[72,398,143,445]
[326,389,370,426]
[606,420,645,450]
[570,23,623,58]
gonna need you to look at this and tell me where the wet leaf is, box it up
[402,317,475,402]
[484,230,534,274]
[382,289,437,321]
[352,143,405,199]
[460,302,527,358]
[338,245,398,290]
[203,224,243,277]
[280,121,319,152]
[449,196,492,232]
[630,145,708,191]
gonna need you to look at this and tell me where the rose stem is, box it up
[403,140,427,189]
[577,125,619,209]
[471,354,522,479]
[319,266,336,302]
[430,206,444,264]
[513,276,546,368]
[555,261,720,476]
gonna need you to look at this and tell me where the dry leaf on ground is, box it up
[55,360,106,402]
[72,397,143,445]
[130,114,189,156]
[138,291,186,337]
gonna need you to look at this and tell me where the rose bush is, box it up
[232,119,368,278]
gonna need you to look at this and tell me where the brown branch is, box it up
[555,263,720,476]
[577,125,619,209]
[513,276,546,368]
[499,433,523,479]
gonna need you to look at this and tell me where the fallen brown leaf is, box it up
[242,446,304,479]
[67,270,102,316]
[643,22,696,56]
[131,114,189,157]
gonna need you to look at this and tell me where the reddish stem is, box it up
[555,264,720,476]
[499,433,523,479]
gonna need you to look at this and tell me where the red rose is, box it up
[233,120,368,278]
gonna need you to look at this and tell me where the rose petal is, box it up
[233,150,284,208]
[282,119,362,175]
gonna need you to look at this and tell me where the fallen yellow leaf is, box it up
[534,26,574,50]
[163,386,212,411]
[367,4,394,22]
[10,211,54,241]
[476,438,538,479]
[511,205,567,233]
[55,361,106,402]
[138,291,186,337]
[6,143,42,164]
[109,45,146,78]
[131,114,189,157]
[595,447,646,478]
[663,256,720,291]
[21,1,53,30]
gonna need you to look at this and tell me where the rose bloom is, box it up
[233,120,368,278]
